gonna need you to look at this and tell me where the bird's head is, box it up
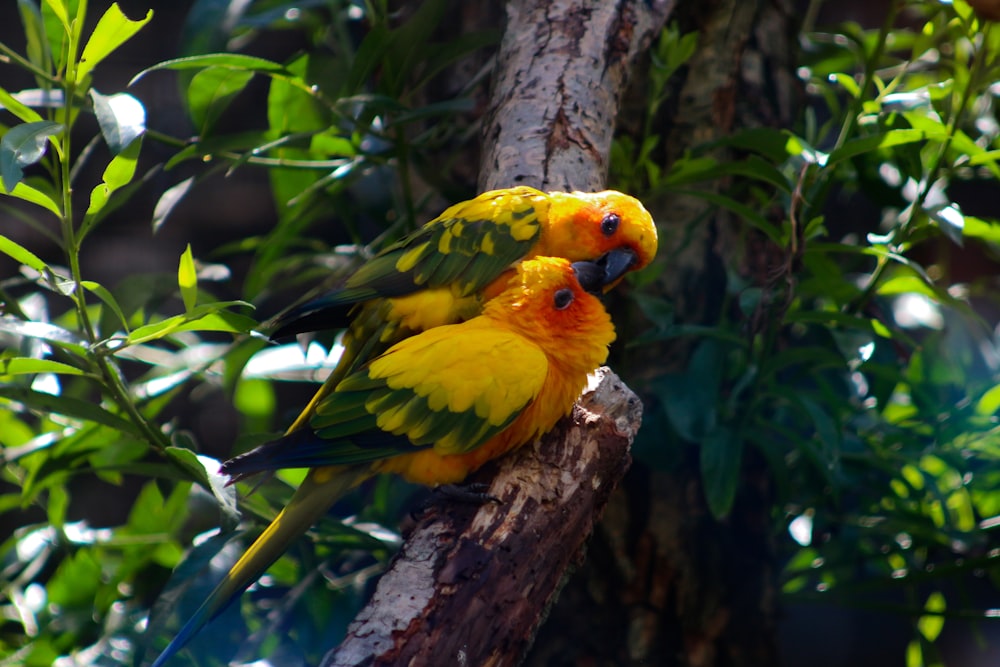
[489,257,616,364]
[538,190,658,291]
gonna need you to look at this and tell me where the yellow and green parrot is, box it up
[150,256,618,666]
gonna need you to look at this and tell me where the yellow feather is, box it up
[396,241,430,273]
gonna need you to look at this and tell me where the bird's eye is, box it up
[553,288,574,310]
[601,213,620,237]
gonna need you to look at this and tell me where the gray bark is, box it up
[479,0,674,192]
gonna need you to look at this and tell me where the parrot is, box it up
[150,256,618,666]
[268,186,657,434]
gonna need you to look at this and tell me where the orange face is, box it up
[533,190,658,288]
[491,256,616,355]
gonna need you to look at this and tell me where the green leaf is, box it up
[80,280,130,333]
[722,127,799,164]
[0,86,44,124]
[0,357,85,376]
[917,591,946,641]
[46,549,101,608]
[165,444,238,520]
[152,176,195,233]
[83,134,142,229]
[962,216,1000,244]
[0,179,62,216]
[101,134,144,190]
[829,72,860,98]
[700,426,742,519]
[670,188,783,244]
[0,232,48,271]
[76,4,153,82]
[0,318,88,356]
[906,640,923,667]
[130,53,288,85]
[654,340,725,441]
[976,384,1000,415]
[0,121,63,189]
[876,273,939,299]
[178,244,197,312]
[18,0,53,73]
[664,154,791,192]
[186,66,255,135]
[173,310,258,335]
[124,301,253,345]
[41,0,70,34]
[347,23,393,94]
[90,90,146,153]
[234,378,276,418]
[0,386,143,440]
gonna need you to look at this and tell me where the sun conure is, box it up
[150,256,618,666]
[266,186,656,435]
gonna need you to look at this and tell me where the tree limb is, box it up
[321,369,643,666]
[321,0,672,663]
[479,0,674,192]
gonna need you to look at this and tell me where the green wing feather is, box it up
[269,188,546,339]
[303,322,548,461]
[335,188,545,302]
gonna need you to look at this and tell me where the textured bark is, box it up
[525,1,796,665]
[321,369,643,667]
[479,0,674,192]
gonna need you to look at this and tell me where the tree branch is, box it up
[321,369,643,666]
[321,0,672,663]
[479,0,674,192]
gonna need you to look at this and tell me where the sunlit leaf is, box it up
[178,244,197,312]
[124,302,254,345]
[90,90,146,153]
[826,128,948,165]
[0,357,85,376]
[152,176,195,233]
[962,216,1000,244]
[76,4,153,82]
[83,134,143,232]
[0,318,87,356]
[0,85,44,124]
[926,203,964,246]
[917,591,946,641]
[41,0,70,33]
[165,444,238,521]
[0,233,48,271]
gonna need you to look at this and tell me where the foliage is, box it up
[0,1,493,665]
[616,2,1000,665]
[1,0,999,666]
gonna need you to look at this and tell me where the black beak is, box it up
[571,260,607,294]
[599,247,638,286]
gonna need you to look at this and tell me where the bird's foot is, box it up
[409,482,502,522]
[435,482,502,505]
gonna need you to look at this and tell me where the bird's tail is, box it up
[149,465,369,667]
